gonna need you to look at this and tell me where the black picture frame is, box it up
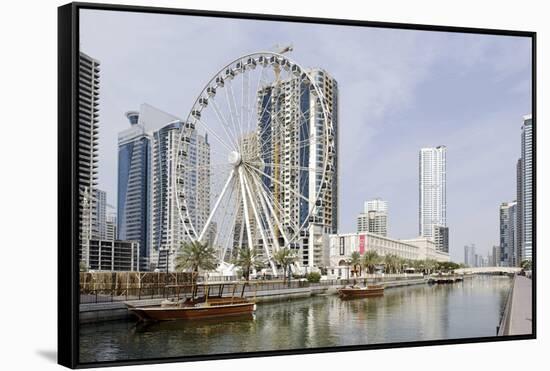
[58,2,537,368]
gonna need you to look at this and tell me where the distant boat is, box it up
[428,273,463,284]
[126,282,256,322]
[337,284,385,299]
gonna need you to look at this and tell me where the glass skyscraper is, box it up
[117,104,210,271]
[117,111,151,270]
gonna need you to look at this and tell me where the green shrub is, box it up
[306,272,321,283]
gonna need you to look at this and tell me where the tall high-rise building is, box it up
[357,199,388,237]
[256,68,338,268]
[150,121,210,271]
[492,245,501,267]
[194,133,211,236]
[499,201,517,267]
[365,199,388,214]
[516,158,523,265]
[151,121,184,270]
[91,189,107,240]
[78,52,100,266]
[105,214,117,241]
[520,114,533,262]
[433,225,449,253]
[464,243,475,267]
[118,104,211,271]
[419,146,447,242]
[117,110,152,270]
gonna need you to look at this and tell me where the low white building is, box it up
[327,232,450,274]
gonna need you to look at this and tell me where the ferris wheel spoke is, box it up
[220,189,241,261]
[223,83,245,151]
[209,97,240,150]
[225,81,244,145]
[194,118,236,154]
[237,167,255,252]
[246,162,320,173]
[251,168,302,239]
[241,169,274,267]
[247,169,289,248]
[245,163,311,205]
[198,169,235,241]
[211,181,238,257]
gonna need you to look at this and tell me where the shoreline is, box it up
[79,276,431,324]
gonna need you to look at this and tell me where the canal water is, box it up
[79,275,512,363]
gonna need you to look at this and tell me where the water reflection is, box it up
[80,276,512,363]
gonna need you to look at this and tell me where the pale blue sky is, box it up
[80,9,532,262]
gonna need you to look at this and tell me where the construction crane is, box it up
[270,44,293,250]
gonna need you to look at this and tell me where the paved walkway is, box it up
[507,275,533,335]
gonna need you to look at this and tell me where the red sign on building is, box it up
[359,234,366,254]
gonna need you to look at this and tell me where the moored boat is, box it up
[428,273,464,284]
[126,282,256,321]
[337,284,385,299]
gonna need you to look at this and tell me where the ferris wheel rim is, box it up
[174,51,335,264]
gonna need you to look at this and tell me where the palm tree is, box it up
[273,248,298,283]
[233,248,266,281]
[349,251,362,278]
[423,259,437,275]
[362,250,380,274]
[412,259,424,272]
[396,257,406,274]
[384,254,399,274]
[175,241,218,284]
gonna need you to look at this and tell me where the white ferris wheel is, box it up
[175,50,334,276]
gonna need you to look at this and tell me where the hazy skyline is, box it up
[80,9,532,262]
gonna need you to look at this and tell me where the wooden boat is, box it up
[126,282,256,322]
[428,274,463,284]
[337,284,385,299]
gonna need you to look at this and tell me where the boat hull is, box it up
[128,301,256,322]
[338,287,384,299]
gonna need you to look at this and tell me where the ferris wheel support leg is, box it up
[242,169,278,277]
[238,167,255,254]
[220,191,241,262]
[249,169,288,250]
[248,165,290,248]
[198,169,235,242]
[253,187,281,277]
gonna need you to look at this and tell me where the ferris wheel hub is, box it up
[228,151,242,167]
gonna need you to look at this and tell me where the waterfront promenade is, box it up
[80,274,427,323]
[498,275,532,336]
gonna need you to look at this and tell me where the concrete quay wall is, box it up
[80,277,429,324]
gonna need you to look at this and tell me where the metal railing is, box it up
[80,274,425,304]
[497,275,516,335]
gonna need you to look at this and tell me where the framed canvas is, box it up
[58,2,536,368]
